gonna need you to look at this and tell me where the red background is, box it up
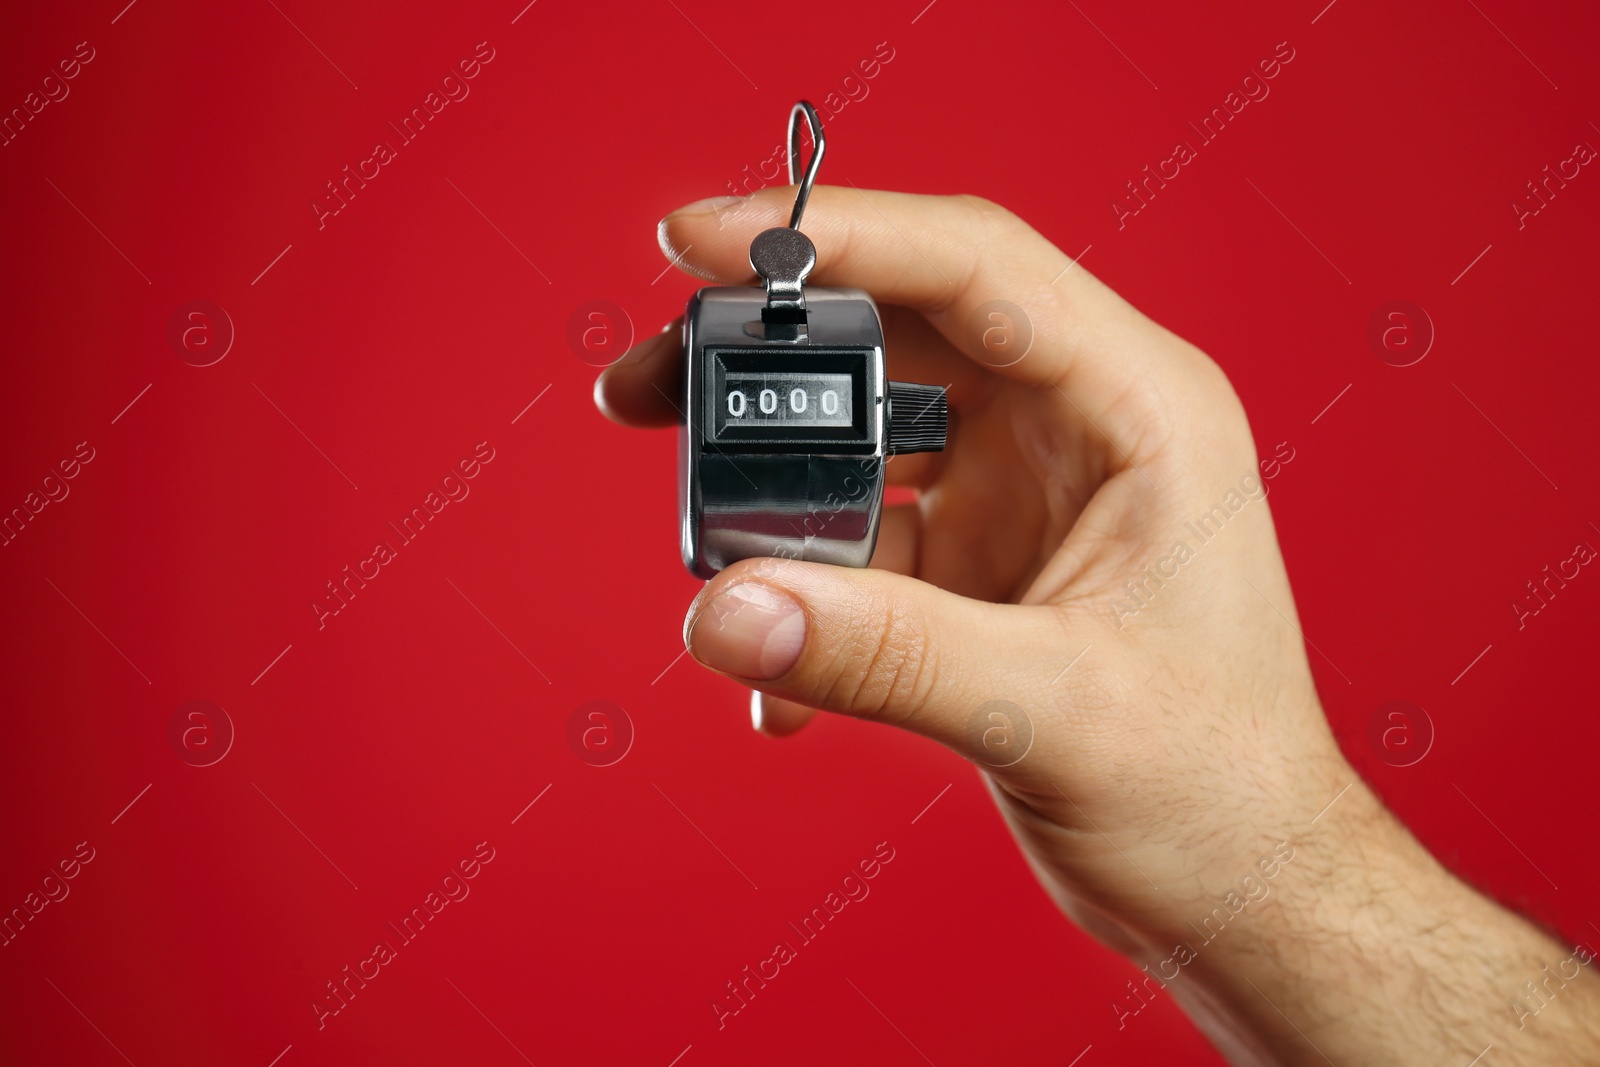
[3,0,1598,1063]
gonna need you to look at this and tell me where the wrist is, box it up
[1113,762,1470,1060]
[1128,760,1412,964]
[1139,764,1595,1064]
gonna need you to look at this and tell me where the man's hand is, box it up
[594,186,1600,1064]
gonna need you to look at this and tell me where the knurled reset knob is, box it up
[886,382,948,455]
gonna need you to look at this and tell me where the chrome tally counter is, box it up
[679,101,948,578]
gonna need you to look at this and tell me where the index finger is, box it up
[658,185,1209,456]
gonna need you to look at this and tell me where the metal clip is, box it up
[785,99,825,229]
[750,101,825,335]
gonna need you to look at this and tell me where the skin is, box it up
[594,186,1600,1064]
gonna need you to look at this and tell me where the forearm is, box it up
[1154,773,1600,1065]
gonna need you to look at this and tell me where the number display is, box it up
[722,372,854,427]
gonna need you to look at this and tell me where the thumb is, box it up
[683,558,1067,766]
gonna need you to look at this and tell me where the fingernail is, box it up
[687,582,805,680]
[668,195,743,220]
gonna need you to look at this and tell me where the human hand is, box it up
[598,183,1340,928]
[595,186,1600,1064]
